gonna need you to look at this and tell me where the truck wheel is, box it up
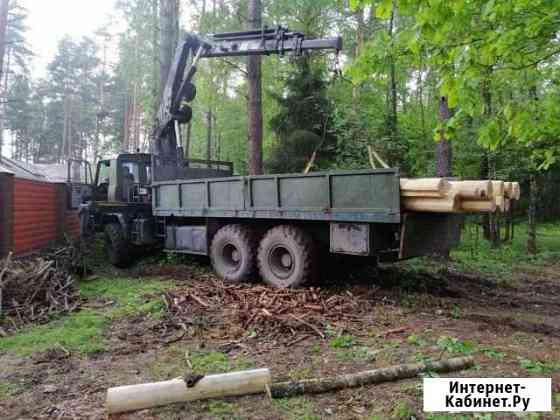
[257,225,317,288]
[104,223,130,268]
[210,224,257,282]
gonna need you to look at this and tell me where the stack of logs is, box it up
[400,178,520,214]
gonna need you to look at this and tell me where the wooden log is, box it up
[400,190,444,198]
[106,368,271,414]
[270,357,473,398]
[400,178,451,194]
[449,180,493,200]
[504,182,513,199]
[402,196,459,213]
[460,200,497,213]
[494,195,506,212]
[491,181,504,197]
[512,182,521,200]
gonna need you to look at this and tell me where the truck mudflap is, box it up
[399,213,463,259]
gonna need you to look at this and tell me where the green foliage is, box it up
[190,350,255,374]
[436,336,476,355]
[0,382,21,399]
[0,276,174,356]
[481,347,505,360]
[0,310,110,356]
[391,400,416,419]
[518,358,560,374]
[274,397,319,420]
[407,334,428,347]
[268,56,335,173]
[79,276,172,317]
[206,401,235,419]
[452,222,560,276]
[329,334,355,349]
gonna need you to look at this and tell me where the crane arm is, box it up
[153,26,342,179]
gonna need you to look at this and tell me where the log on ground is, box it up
[106,368,271,414]
[270,357,474,398]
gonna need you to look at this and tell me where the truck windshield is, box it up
[122,161,151,184]
[97,161,110,185]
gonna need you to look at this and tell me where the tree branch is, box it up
[219,58,247,76]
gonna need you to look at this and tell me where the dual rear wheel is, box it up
[210,224,317,288]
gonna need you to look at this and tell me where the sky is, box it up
[22,0,117,76]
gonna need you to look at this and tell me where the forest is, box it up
[1,0,559,245]
[1,1,560,418]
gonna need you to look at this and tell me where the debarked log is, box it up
[449,180,493,200]
[270,357,474,398]
[400,178,451,194]
[106,368,271,414]
[460,199,497,213]
[401,196,460,213]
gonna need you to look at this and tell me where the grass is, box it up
[274,397,319,420]
[450,222,560,276]
[391,400,416,419]
[0,310,110,355]
[400,222,560,279]
[436,336,476,355]
[518,357,560,374]
[150,346,256,380]
[0,382,21,400]
[329,334,355,349]
[0,276,174,356]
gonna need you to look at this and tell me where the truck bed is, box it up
[152,168,400,223]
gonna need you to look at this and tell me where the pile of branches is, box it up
[0,251,80,332]
[164,277,377,342]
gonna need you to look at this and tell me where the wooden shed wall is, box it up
[1,176,80,257]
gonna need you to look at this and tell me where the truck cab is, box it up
[93,153,152,204]
[82,153,156,266]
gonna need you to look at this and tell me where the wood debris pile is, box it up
[0,250,80,331]
[400,178,521,214]
[164,278,375,341]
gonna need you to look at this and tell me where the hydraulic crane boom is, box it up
[153,26,342,181]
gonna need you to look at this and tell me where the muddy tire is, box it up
[104,223,130,268]
[257,225,317,288]
[210,224,257,283]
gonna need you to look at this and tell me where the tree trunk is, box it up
[417,64,428,144]
[480,70,500,246]
[527,173,538,255]
[247,0,263,175]
[62,94,72,161]
[206,109,212,161]
[0,0,8,159]
[387,3,398,143]
[184,122,191,161]
[159,0,179,98]
[0,0,9,85]
[152,0,160,117]
[436,96,452,177]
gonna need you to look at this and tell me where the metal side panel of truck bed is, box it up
[151,168,401,223]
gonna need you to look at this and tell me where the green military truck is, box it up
[82,27,462,288]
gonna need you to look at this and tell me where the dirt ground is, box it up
[1,257,559,420]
